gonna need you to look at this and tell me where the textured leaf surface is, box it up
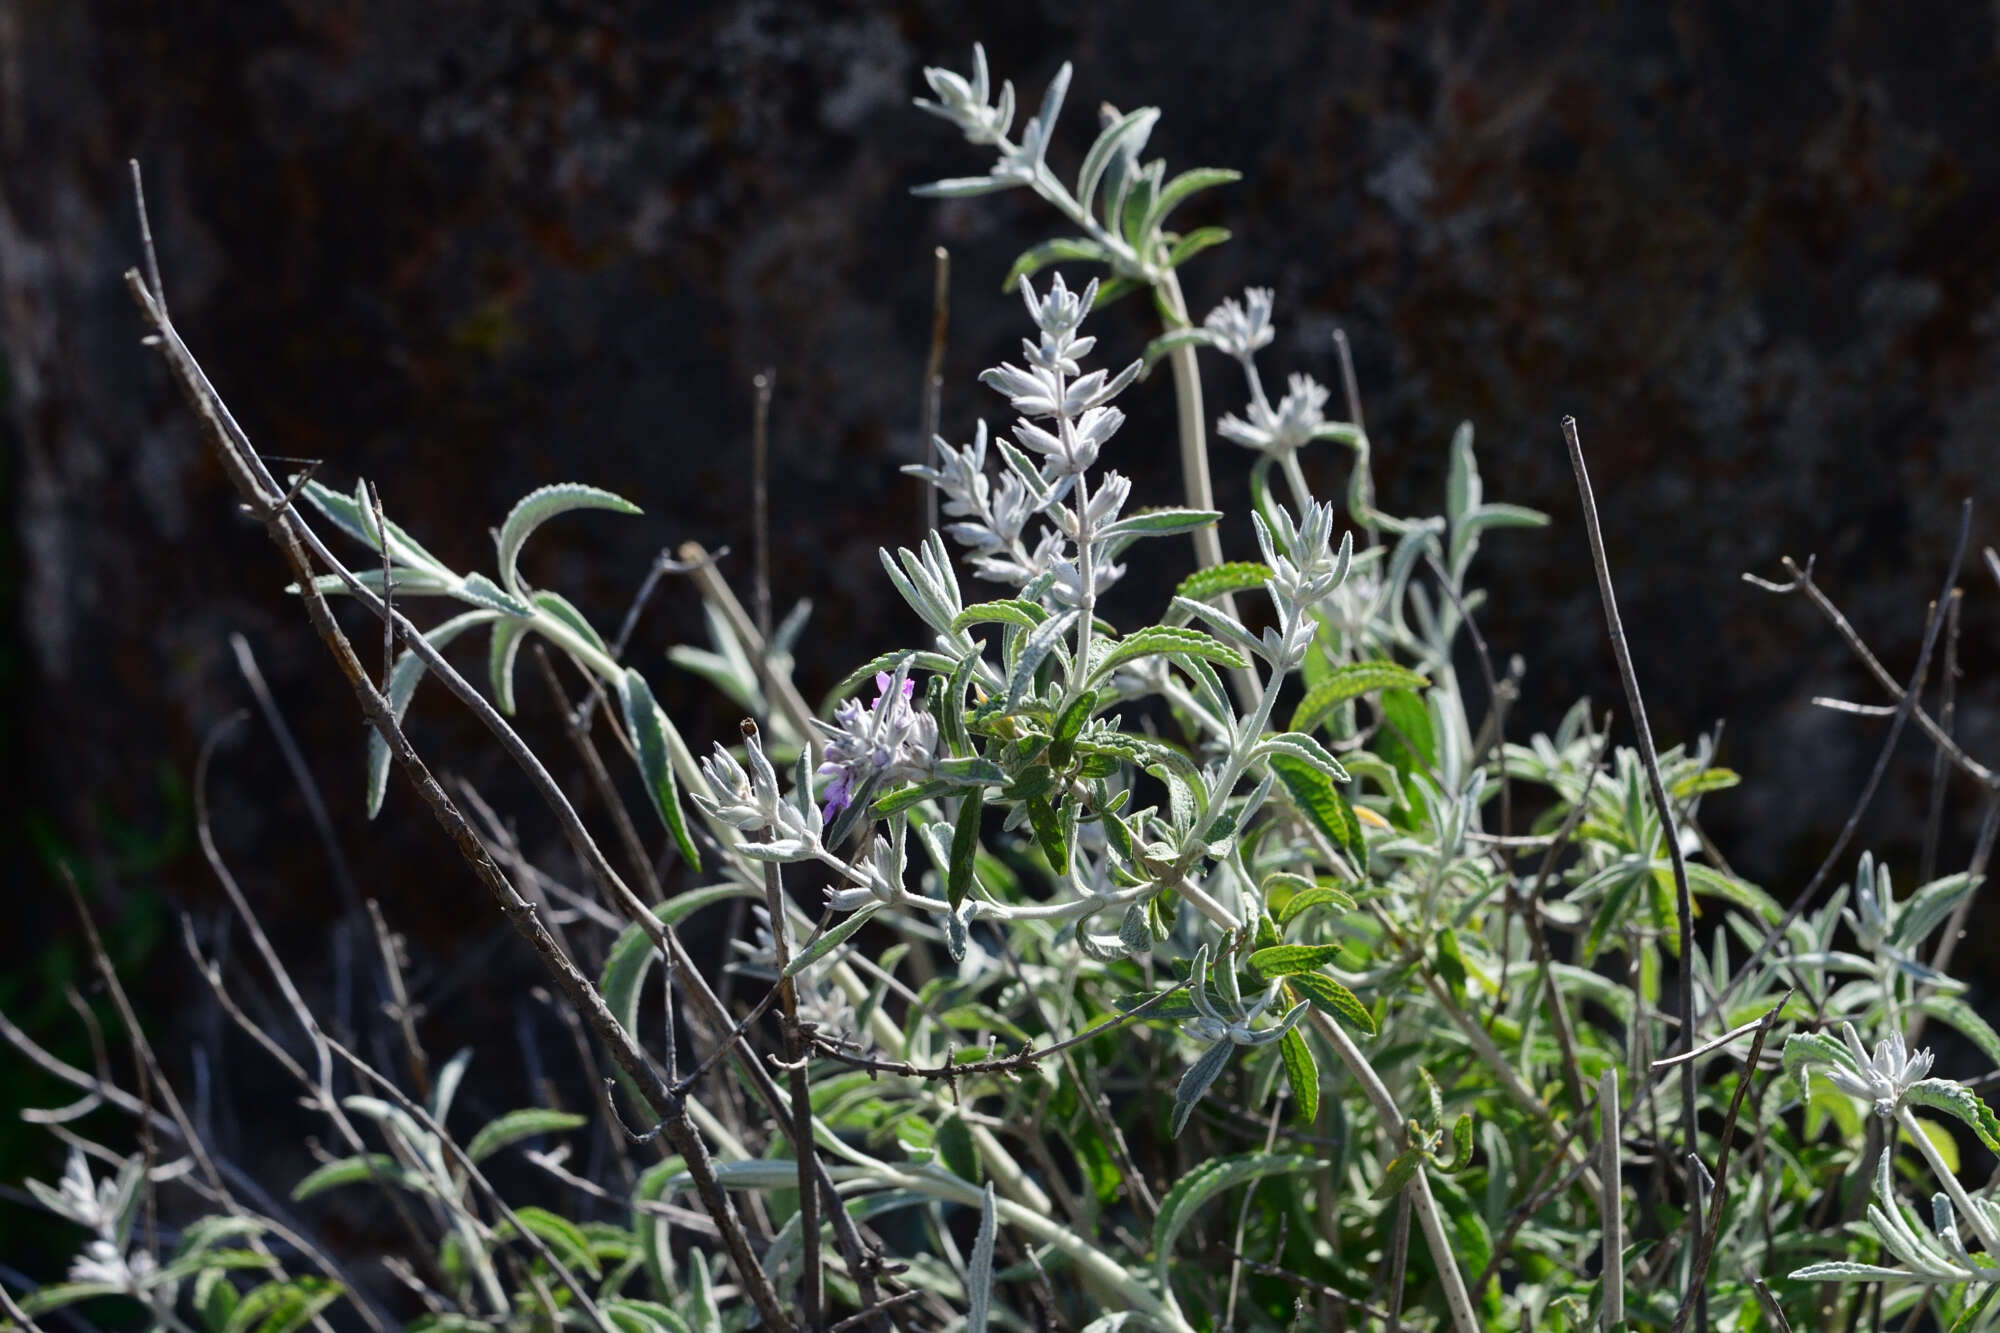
[496,482,640,593]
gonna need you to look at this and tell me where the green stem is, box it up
[1900,1105,2000,1257]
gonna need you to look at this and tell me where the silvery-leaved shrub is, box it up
[8,39,2000,1333]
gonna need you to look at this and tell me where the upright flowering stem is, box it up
[1160,269,1259,710]
[1901,1104,2000,1257]
[1069,467,1096,696]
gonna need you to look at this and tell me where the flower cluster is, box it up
[1254,500,1353,667]
[816,671,939,819]
[1820,1023,1936,1118]
[981,274,1139,483]
[25,1149,165,1299]
[912,43,1015,148]
[1218,372,1333,457]
[906,421,1056,586]
[694,728,823,860]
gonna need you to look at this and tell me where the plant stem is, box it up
[1900,1105,2000,1257]
[1159,268,1260,712]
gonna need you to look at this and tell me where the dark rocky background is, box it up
[5,0,2000,1276]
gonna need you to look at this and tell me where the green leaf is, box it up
[913,176,1024,199]
[1136,167,1242,243]
[1277,885,1358,929]
[1670,766,1741,799]
[1440,1113,1475,1171]
[290,1153,431,1201]
[1279,1028,1319,1125]
[1001,237,1112,292]
[873,779,953,816]
[786,902,883,978]
[496,483,640,596]
[1892,872,1982,952]
[1256,731,1351,784]
[19,1283,129,1316]
[497,1205,601,1278]
[967,1183,1000,1333]
[1049,689,1097,767]
[1268,754,1364,862]
[1007,609,1078,707]
[530,589,611,658]
[453,571,538,618]
[1090,625,1248,681]
[1917,994,2000,1071]
[1173,562,1272,604]
[1789,1262,1924,1282]
[1099,508,1220,540]
[605,1299,694,1333]
[1249,944,1344,976]
[222,1277,342,1333]
[1153,1152,1323,1287]
[366,609,502,818]
[298,477,449,575]
[1164,225,1231,270]
[1025,793,1069,873]
[1285,973,1376,1036]
[1905,1080,2000,1152]
[197,1269,240,1333]
[487,616,531,715]
[1290,662,1432,734]
[465,1108,587,1164]
[151,1250,279,1286]
[937,1111,983,1184]
[1171,1039,1234,1138]
[1142,327,1214,372]
[1077,107,1160,221]
[951,598,1051,633]
[1375,687,1437,775]
[1091,275,1142,309]
[601,884,761,1106]
[618,669,700,871]
[1372,1147,1425,1200]
[948,790,984,911]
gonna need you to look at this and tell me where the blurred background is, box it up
[4,0,1999,1277]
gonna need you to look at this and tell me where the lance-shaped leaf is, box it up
[966,1183,999,1333]
[787,902,884,978]
[1906,1080,2000,1152]
[1001,237,1113,292]
[948,790,984,911]
[1277,885,1358,929]
[596,880,760,1096]
[619,669,700,871]
[488,616,532,716]
[297,476,451,576]
[495,483,641,597]
[1170,1039,1234,1138]
[465,1108,588,1165]
[1285,972,1376,1036]
[452,572,538,619]
[1152,1152,1324,1287]
[1076,106,1159,221]
[1163,225,1230,271]
[1098,508,1220,540]
[1089,625,1248,683]
[1279,1027,1319,1125]
[1136,167,1242,245]
[1268,754,1364,863]
[366,610,503,818]
[1249,943,1344,977]
[1005,609,1077,708]
[1289,662,1432,734]
[1253,731,1351,784]
[1171,561,1272,606]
